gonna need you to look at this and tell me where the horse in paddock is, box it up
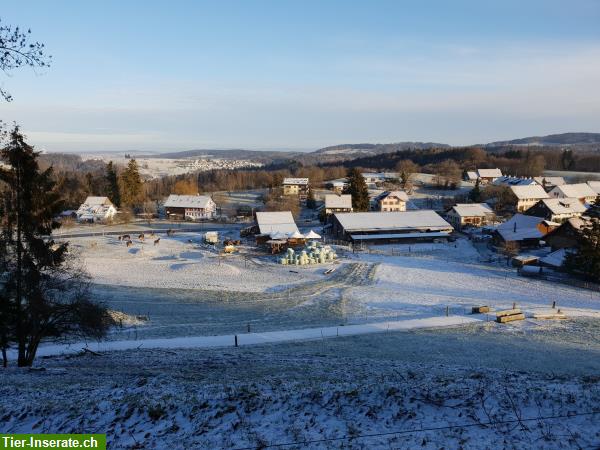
[153,238,160,246]
[126,240,133,247]
[138,233,145,241]
[121,234,131,241]
[166,229,174,236]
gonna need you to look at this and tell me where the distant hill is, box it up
[148,148,302,163]
[314,142,450,155]
[486,132,600,147]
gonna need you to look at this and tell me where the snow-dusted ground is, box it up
[2,323,600,449]
[346,239,600,321]
[5,232,600,448]
[73,234,325,292]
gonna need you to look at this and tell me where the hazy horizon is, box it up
[2,0,600,152]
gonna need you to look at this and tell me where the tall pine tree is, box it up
[104,161,121,207]
[344,168,370,211]
[120,158,143,208]
[0,127,111,367]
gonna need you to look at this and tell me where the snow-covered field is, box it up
[73,234,325,292]
[347,239,600,321]
[60,234,600,344]
[5,232,600,448]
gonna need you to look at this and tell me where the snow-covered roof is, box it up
[497,214,547,241]
[334,210,452,232]
[587,181,600,194]
[538,198,587,215]
[256,211,300,236]
[477,168,503,178]
[377,190,409,202]
[164,194,213,209]
[551,183,597,199]
[325,194,352,209]
[451,203,494,217]
[82,196,113,206]
[466,171,478,181]
[493,176,538,186]
[540,248,570,268]
[510,185,550,200]
[534,176,565,187]
[282,178,309,185]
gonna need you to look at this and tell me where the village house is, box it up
[330,210,453,244]
[524,198,587,223]
[374,190,409,212]
[534,176,566,192]
[324,194,353,215]
[494,214,558,248]
[549,183,597,204]
[544,216,590,251]
[475,168,503,184]
[282,178,310,201]
[76,196,117,223]
[163,194,217,220]
[465,171,478,182]
[510,185,550,212]
[445,203,494,230]
[326,178,348,194]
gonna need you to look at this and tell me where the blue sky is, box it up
[2,0,600,152]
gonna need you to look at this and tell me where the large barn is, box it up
[331,210,453,243]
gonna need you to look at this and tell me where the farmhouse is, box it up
[164,194,217,220]
[549,183,597,204]
[494,214,558,248]
[331,210,453,243]
[510,185,550,212]
[446,203,494,230]
[476,168,503,184]
[374,191,409,212]
[76,196,117,223]
[525,198,587,223]
[282,178,310,200]
[324,194,353,215]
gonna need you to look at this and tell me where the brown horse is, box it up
[153,238,160,246]
[138,233,145,241]
[126,240,133,247]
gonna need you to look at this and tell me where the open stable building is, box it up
[330,210,453,243]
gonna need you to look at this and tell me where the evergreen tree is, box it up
[344,168,370,211]
[468,179,483,202]
[563,219,600,282]
[104,161,121,207]
[120,158,143,208]
[0,127,111,367]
